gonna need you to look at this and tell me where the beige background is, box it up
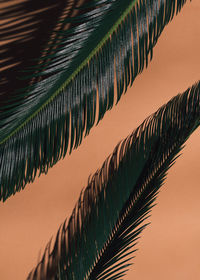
[0,1,200,279]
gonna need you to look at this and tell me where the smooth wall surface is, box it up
[0,1,200,279]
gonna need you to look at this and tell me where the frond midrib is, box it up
[85,136,181,280]
[0,0,137,145]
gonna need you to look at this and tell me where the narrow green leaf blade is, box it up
[0,0,189,201]
[27,81,200,280]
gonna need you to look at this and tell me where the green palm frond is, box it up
[27,81,200,280]
[0,0,189,201]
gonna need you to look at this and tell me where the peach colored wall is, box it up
[0,1,199,279]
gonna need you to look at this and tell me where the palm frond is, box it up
[0,0,188,201]
[27,81,200,280]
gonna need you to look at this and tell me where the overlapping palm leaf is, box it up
[0,0,188,201]
[27,81,200,280]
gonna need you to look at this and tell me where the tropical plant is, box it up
[0,0,189,201]
[0,0,199,279]
[27,82,200,279]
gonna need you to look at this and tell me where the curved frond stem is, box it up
[0,0,189,201]
[27,81,200,280]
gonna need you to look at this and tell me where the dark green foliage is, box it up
[27,82,200,280]
[0,0,188,201]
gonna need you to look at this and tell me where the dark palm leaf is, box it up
[27,81,200,280]
[0,0,188,201]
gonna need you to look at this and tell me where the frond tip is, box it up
[27,81,200,280]
[0,0,189,201]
